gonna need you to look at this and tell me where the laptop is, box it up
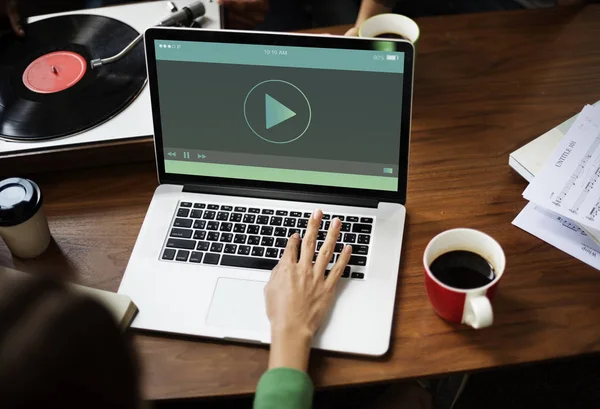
[118,27,414,356]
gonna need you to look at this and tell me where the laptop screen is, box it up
[153,37,408,193]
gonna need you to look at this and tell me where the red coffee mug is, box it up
[423,228,506,329]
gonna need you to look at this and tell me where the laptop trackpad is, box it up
[206,278,270,334]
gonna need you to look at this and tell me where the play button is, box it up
[265,94,296,129]
[244,80,312,144]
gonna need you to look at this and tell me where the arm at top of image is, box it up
[345,0,395,36]
[253,211,352,409]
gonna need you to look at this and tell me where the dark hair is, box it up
[0,273,141,409]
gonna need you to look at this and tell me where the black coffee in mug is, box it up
[374,32,408,40]
[429,250,495,290]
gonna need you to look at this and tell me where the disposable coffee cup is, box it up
[359,14,420,44]
[0,178,51,258]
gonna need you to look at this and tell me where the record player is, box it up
[0,0,222,172]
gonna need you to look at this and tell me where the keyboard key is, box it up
[210,243,224,252]
[248,235,261,245]
[346,216,359,222]
[352,224,372,234]
[351,272,365,279]
[197,241,210,251]
[279,249,285,258]
[247,225,260,235]
[221,205,233,211]
[261,236,274,247]
[288,228,300,237]
[317,231,327,240]
[190,210,203,218]
[317,241,324,250]
[170,228,193,239]
[193,220,206,229]
[252,247,265,257]
[341,222,351,232]
[249,208,260,214]
[233,224,246,233]
[180,202,192,208]
[260,226,274,236]
[207,204,219,210]
[234,234,247,244]
[243,214,256,224]
[276,210,288,216]
[237,245,251,255]
[220,255,278,270]
[353,245,369,255]
[270,216,283,226]
[326,267,350,277]
[203,211,216,220]
[224,244,237,254]
[324,221,330,230]
[332,215,344,221]
[274,227,287,237]
[217,212,229,221]
[337,233,343,242]
[166,238,196,250]
[203,253,220,264]
[360,217,374,224]
[257,215,269,225]
[206,221,219,230]
[334,243,344,253]
[193,230,207,240]
[358,234,371,244]
[162,248,176,260]
[322,214,331,220]
[193,203,206,209]
[176,250,190,261]
[177,208,190,217]
[303,212,311,218]
[265,248,278,258]
[297,219,308,228]
[230,213,243,222]
[189,251,203,263]
[174,218,193,228]
[290,211,302,217]
[235,206,247,212]
[220,233,234,243]
[275,238,288,248]
[262,209,274,215]
[343,233,357,243]
[284,218,296,227]
[349,255,367,266]
[220,222,233,232]
[207,232,220,241]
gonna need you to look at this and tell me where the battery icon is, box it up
[386,55,398,61]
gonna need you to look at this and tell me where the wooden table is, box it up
[4,5,600,401]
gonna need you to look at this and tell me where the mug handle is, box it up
[463,296,493,329]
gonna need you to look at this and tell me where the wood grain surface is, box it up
[3,5,600,401]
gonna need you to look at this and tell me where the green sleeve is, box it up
[253,367,314,409]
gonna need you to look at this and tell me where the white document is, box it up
[523,104,600,233]
[513,203,600,270]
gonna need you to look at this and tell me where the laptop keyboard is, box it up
[160,201,374,280]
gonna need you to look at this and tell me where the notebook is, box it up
[0,267,138,330]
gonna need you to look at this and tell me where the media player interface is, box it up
[155,40,406,192]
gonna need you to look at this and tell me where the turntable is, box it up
[0,1,222,172]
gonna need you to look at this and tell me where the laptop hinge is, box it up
[182,184,379,208]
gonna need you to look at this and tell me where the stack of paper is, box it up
[513,104,600,269]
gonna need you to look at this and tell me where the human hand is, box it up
[264,209,352,371]
[0,0,24,36]
[345,26,359,36]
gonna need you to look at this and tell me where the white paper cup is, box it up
[0,178,51,259]
[359,13,420,44]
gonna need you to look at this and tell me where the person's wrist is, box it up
[269,326,313,372]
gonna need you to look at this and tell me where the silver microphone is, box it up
[91,1,206,69]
